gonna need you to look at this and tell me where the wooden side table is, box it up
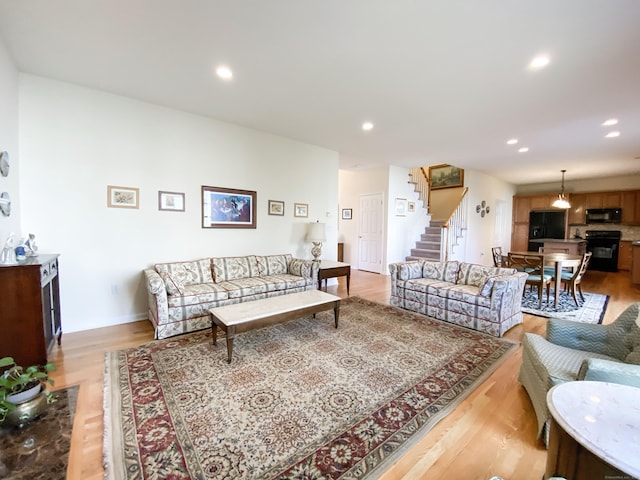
[317,260,350,295]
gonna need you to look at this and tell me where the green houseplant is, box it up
[0,356,56,425]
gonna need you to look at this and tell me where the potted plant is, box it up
[0,356,56,427]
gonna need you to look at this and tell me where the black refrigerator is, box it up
[528,210,567,251]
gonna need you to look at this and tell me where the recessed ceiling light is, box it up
[518,147,529,153]
[605,131,620,138]
[529,55,550,70]
[507,138,518,145]
[362,122,374,131]
[215,65,233,80]
[602,118,618,127]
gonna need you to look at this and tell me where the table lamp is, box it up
[306,221,326,262]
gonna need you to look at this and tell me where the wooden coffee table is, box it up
[209,290,341,363]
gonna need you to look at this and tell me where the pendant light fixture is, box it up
[552,169,571,209]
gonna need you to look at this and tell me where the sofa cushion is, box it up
[217,277,271,298]
[421,261,459,282]
[260,274,311,291]
[212,255,260,282]
[167,283,230,307]
[457,263,507,287]
[156,258,214,287]
[288,258,313,277]
[398,261,424,280]
[161,271,187,295]
[257,254,293,275]
[479,275,507,297]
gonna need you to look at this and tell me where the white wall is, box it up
[19,75,339,333]
[458,169,516,265]
[386,165,430,266]
[0,38,20,244]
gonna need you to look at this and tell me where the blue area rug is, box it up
[520,288,608,324]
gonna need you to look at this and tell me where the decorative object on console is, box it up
[0,192,11,216]
[0,151,9,177]
[341,208,352,220]
[294,203,308,218]
[268,200,284,216]
[201,186,256,228]
[107,185,139,209]
[158,191,185,212]
[476,200,490,217]
[24,234,38,256]
[552,169,571,209]
[428,163,464,189]
[306,221,326,262]
[0,232,16,265]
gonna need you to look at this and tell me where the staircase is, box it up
[406,221,443,261]
[406,167,468,262]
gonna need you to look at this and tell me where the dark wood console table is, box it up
[317,260,350,295]
[0,254,61,366]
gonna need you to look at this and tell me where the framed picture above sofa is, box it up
[202,185,256,228]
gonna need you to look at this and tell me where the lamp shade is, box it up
[306,222,326,242]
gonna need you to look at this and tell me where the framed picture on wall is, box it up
[395,198,407,216]
[428,164,464,190]
[341,208,352,220]
[268,200,285,216]
[107,185,139,209]
[408,202,415,213]
[158,191,185,211]
[294,203,308,218]
[201,186,256,228]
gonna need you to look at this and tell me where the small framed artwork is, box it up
[107,185,139,209]
[341,208,352,220]
[294,203,308,218]
[158,191,185,211]
[428,164,464,190]
[408,202,416,213]
[202,185,256,228]
[268,200,285,216]
[395,197,407,216]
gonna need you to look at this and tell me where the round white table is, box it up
[546,381,640,480]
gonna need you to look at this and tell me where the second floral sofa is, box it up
[389,259,527,337]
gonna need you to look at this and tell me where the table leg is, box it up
[333,302,340,328]
[346,271,350,296]
[554,261,562,307]
[226,326,236,363]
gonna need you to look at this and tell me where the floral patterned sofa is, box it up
[389,260,527,337]
[144,254,318,339]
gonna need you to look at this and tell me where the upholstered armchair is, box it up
[518,302,640,445]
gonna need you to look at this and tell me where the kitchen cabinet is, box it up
[621,191,640,225]
[585,191,622,209]
[0,254,61,367]
[530,194,555,210]
[568,193,587,225]
[511,223,529,252]
[513,196,531,223]
[619,241,632,271]
[632,242,640,285]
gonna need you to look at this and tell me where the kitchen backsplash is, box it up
[571,225,640,241]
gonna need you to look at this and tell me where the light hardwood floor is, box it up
[48,268,640,480]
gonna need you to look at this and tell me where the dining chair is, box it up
[507,253,553,307]
[491,247,503,267]
[559,252,592,306]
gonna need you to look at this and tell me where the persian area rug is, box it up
[0,385,78,480]
[520,288,608,324]
[104,297,517,480]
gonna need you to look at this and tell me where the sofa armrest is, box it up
[488,272,527,318]
[144,268,169,330]
[288,258,319,287]
[546,318,610,354]
[578,358,640,387]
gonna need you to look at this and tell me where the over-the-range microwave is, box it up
[585,208,622,223]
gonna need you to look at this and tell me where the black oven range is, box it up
[585,230,621,272]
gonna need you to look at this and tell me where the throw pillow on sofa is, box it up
[398,261,424,280]
[160,271,187,295]
[156,258,214,286]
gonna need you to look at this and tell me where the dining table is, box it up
[507,251,583,308]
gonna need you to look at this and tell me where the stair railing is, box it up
[408,167,430,212]
[441,187,469,260]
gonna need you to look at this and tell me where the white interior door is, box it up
[358,193,384,273]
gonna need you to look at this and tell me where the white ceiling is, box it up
[1,0,639,185]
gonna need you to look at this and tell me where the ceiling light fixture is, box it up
[215,65,233,80]
[602,118,618,127]
[362,122,374,131]
[529,55,550,70]
[605,131,620,138]
[552,169,571,209]
[518,147,529,153]
[507,138,518,145]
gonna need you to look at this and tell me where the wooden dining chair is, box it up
[491,247,503,267]
[507,253,553,308]
[559,252,593,306]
